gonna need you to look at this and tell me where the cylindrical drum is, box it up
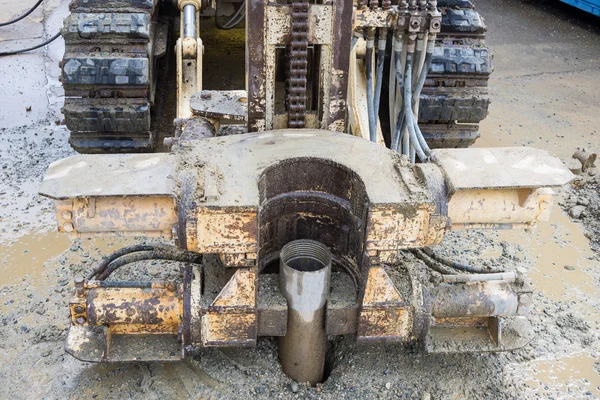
[278,240,332,385]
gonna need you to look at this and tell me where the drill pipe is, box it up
[278,240,332,385]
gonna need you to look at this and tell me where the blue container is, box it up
[559,0,600,16]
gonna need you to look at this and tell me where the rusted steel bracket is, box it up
[357,266,414,342]
[353,6,440,32]
[190,90,248,122]
[202,268,257,346]
[176,36,203,121]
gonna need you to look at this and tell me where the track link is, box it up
[60,0,160,153]
[418,0,492,148]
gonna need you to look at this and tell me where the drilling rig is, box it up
[42,0,573,385]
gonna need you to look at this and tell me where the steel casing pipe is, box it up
[278,240,332,385]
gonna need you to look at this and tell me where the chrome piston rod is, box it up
[278,240,332,385]
[183,4,197,38]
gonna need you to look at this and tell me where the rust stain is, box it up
[362,267,403,304]
[357,307,412,340]
[212,268,257,309]
[201,312,257,346]
[195,207,258,253]
[85,287,181,335]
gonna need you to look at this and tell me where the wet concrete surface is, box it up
[0,0,67,128]
[475,0,600,158]
[0,0,600,398]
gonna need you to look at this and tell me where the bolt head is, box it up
[75,317,86,325]
[61,210,73,221]
[74,305,85,314]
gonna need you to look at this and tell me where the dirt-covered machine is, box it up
[61,0,490,152]
[41,0,574,385]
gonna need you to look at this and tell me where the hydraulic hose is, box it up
[374,28,387,118]
[88,244,202,279]
[390,33,405,152]
[412,35,424,89]
[388,34,397,132]
[215,0,246,30]
[413,121,431,155]
[351,28,363,51]
[411,249,454,275]
[422,247,505,274]
[0,31,60,57]
[410,36,435,156]
[403,53,427,161]
[412,52,432,108]
[402,124,410,155]
[88,244,164,279]
[365,28,377,142]
[96,249,203,281]
[0,0,44,27]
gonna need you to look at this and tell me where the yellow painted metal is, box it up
[357,267,413,341]
[55,196,177,239]
[448,188,554,225]
[201,268,258,346]
[85,287,181,335]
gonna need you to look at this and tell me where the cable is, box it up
[365,28,377,142]
[96,248,203,280]
[87,244,201,279]
[373,28,387,119]
[0,0,44,27]
[0,31,60,56]
[403,53,427,161]
[411,249,454,275]
[215,0,246,30]
[422,247,505,274]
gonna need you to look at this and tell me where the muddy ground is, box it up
[1,0,600,398]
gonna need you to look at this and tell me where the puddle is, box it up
[527,354,600,397]
[480,246,503,259]
[0,230,70,286]
[498,211,599,300]
[0,229,143,287]
[497,207,600,396]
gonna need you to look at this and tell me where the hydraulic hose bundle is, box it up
[88,244,203,280]
[361,0,440,163]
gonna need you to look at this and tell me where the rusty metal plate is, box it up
[195,208,258,253]
[201,312,257,347]
[65,325,181,362]
[425,316,533,354]
[432,147,574,191]
[182,130,428,206]
[40,154,175,200]
[357,267,412,342]
[190,90,248,122]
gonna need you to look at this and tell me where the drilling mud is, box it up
[1,0,600,398]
